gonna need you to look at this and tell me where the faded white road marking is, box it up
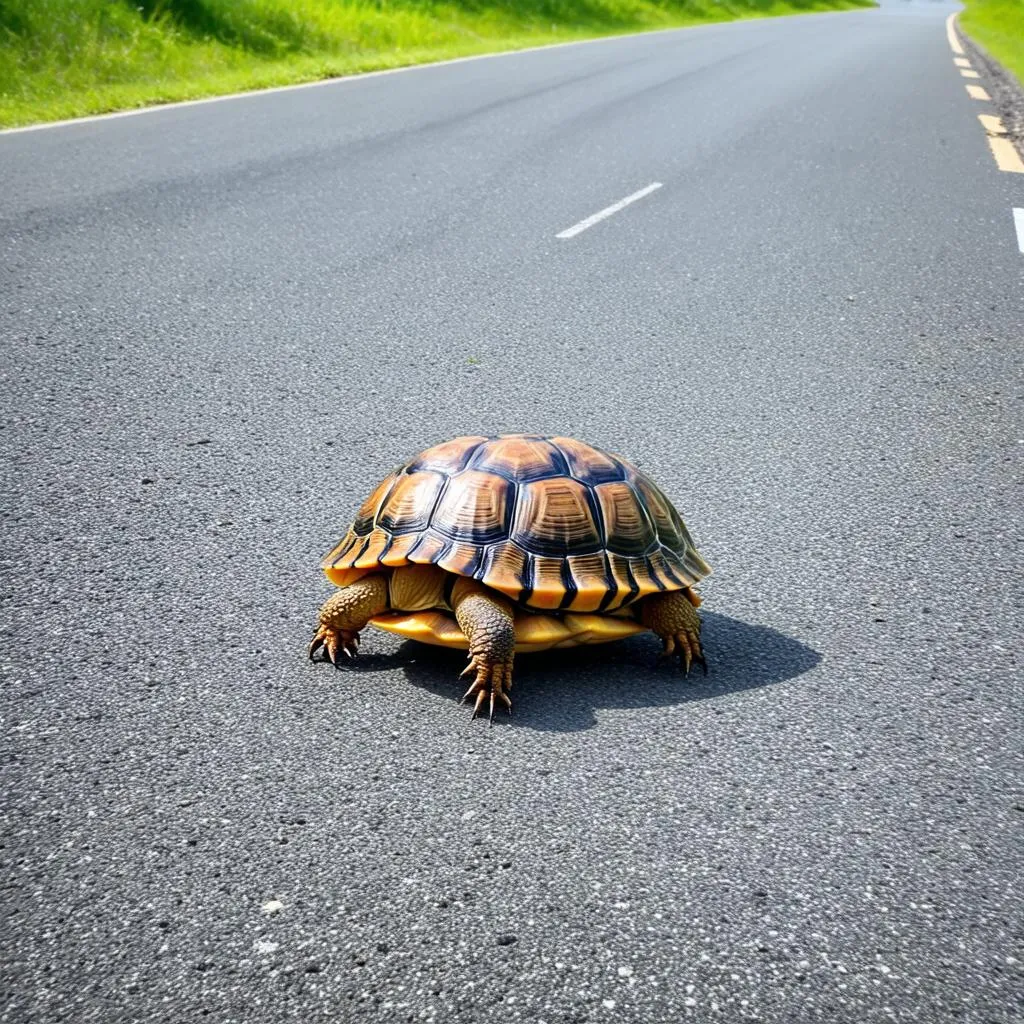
[954,57,972,68]
[960,69,981,79]
[966,84,991,101]
[979,114,1006,135]
[946,12,964,55]
[556,182,663,239]
[1014,209,1024,254]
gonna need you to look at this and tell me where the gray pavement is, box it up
[2,3,1022,1021]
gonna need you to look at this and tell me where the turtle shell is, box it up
[321,434,711,613]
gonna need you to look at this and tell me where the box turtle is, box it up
[309,434,712,720]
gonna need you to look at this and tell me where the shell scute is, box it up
[634,476,687,550]
[469,436,568,481]
[511,477,601,557]
[408,436,488,475]
[379,532,421,568]
[638,549,674,592]
[323,530,360,570]
[594,480,657,556]
[352,531,391,569]
[676,543,713,583]
[550,436,626,485]
[479,539,531,601]
[407,531,448,566]
[430,469,510,544]
[526,554,570,610]
[437,540,484,579]
[376,471,445,535]
[605,552,641,610]
[352,474,398,536]
[563,552,613,612]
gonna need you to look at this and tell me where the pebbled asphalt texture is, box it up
[1,3,1022,1022]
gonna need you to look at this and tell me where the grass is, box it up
[959,0,1024,86]
[0,0,872,128]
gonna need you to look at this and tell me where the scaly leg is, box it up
[451,578,515,722]
[308,574,389,666]
[640,589,707,675]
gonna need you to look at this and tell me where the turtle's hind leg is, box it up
[451,578,515,722]
[309,574,389,666]
[640,589,707,675]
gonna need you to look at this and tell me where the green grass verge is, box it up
[0,0,872,128]
[959,0,1024,86]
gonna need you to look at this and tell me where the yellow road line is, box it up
[987,137,1024,174]
[948,12,1024,175]
[946,12,964,55]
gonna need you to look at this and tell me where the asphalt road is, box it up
[2,2,1022,1021]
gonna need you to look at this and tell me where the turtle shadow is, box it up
[395,611,822,733]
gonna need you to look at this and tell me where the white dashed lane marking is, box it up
[556,182,663,239]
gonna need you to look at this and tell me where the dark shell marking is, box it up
[322,435,711,612]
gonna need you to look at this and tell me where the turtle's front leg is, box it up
[640,589,707,675]
[450,578,515,722]
[309,574,389,666]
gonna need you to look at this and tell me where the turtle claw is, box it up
[308,625,360,668]
[470,688,486,720]
[461,654,513,723]
[658,629,707,677]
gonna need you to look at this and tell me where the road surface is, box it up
[2,2,1022,1021]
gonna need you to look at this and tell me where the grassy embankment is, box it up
[0,0,871,128]
[959,0,1024,86]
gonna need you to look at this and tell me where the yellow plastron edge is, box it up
[369,610,647,653]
